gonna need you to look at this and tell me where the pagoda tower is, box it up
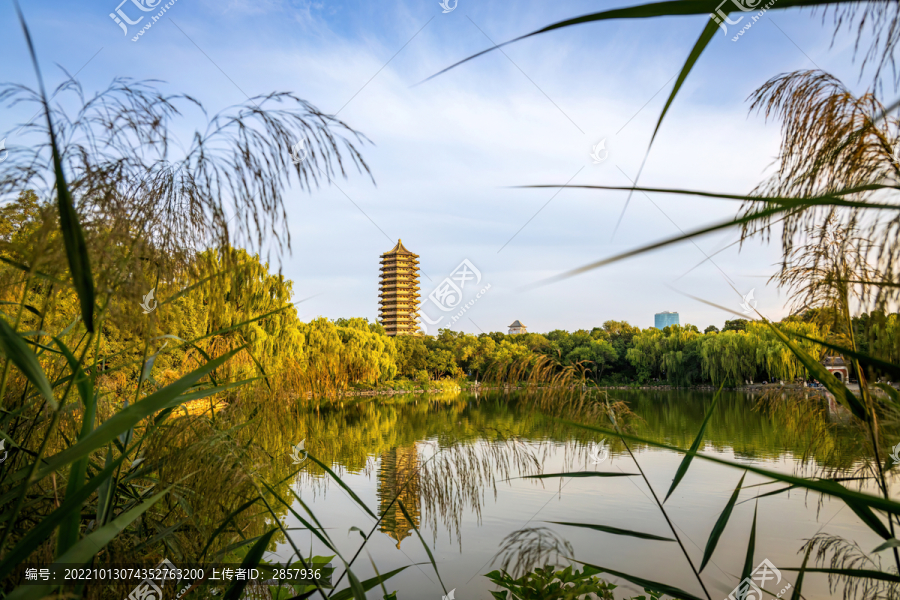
[379,240,421,336]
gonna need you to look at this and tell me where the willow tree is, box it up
[700,330,757,386]
[625,327,664,381]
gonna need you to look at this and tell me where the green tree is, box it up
[723,319,749,332]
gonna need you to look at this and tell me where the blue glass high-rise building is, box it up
[654,311,679,329]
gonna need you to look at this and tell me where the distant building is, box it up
[379,240,421,336]
[654,311,680,329]
[822,356,849,382]
[508,320,527,334]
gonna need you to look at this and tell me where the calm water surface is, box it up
[262,389,886,599]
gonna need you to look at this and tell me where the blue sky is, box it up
[0,0,880,333]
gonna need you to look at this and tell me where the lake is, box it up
[258,388,886,599]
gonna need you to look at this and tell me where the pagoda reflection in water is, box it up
[377,444,421,548]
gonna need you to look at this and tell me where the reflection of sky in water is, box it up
[269,390,886,599]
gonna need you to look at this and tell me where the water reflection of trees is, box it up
[182,388,871,556]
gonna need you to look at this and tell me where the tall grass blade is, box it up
[791,544,813,600]
[872,539,900,553]
[665,383,723,502]
[763,320,868,421]
[0,454,126,581]
[700,472,745,571]
[223,528,278,600]
[821,481,892,539]
[559,420,900,515]
[14,1,95,331]
[783,567,900,582]
[783,331,900,382]
[549,521,675,541]
[329,566,411,600]
[740,502,757,583]
[0,315,56,409]
[575,560,704,600]
[423,0,855,85]
[54,337,97,556]
[4,346,246,486]
[5,486,171,600]
[306,455,376,520]
[398,498,448,594]
[345,569,367,600]
[520,471,638,479]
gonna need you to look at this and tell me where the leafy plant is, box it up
[485,564,617,600]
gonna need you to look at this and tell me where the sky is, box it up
[0,0,883,333]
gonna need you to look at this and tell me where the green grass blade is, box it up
[650,18,717,146]
[515,183,898,206]
[519,471,639,479]
[782,331,900,382]
[558,419,900,516]
[791,544,813,599]
[574,560,704,600]
[549,521,675,541]
[4,346,246,486]
[783,567,900,582]
[14,1,94,332]
[287,488,338,551]
[763,320,868,421]
[261,481,338,554]
[700,472,745,572]
[54,336,96,556]
[0,315,56,409]
[423,0,857,85]
[5,486,171,600]
[872,539,900,553]
[533,204,791,288]
[346,569,367,600]
[306,454,376,520]
[329,566,411,600]
[740,502,757,583]
[665,382,724,502]
[0,453,126,581]
[821,482,892,539]
[199,498,261,560]
[398,499,448,594]
[223,528,278,600]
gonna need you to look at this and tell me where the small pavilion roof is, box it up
[509,320,525,328]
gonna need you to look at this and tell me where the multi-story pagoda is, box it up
[379,240,421,336]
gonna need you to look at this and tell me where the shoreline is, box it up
[330,381,870,398]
